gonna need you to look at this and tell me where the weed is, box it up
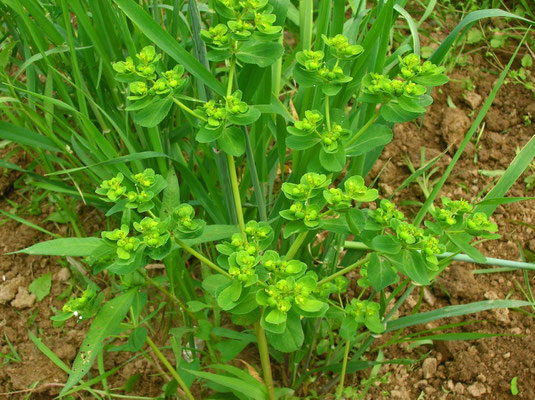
[1,1,534,399]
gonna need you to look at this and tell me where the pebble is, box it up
[453,382,465,395]
[467,382,487,397]
[463,91,483,109]
[0,276,25,304]
[55,268,70,282]
[422,358,438,379]
[11,286,36,308]
[423,287,436,306]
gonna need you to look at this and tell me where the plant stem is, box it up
[343,241,535,271]
[172,98,207,122]
[336,340,351,399]
[255,323,277,400]
[227,153,247,238]
[284,231,308,260]
[139,269,194,318]
[318,254,371,286]
[227,55,236,97]
[325,95,331,131]
[345,107,381,148]
[175,238,231,277]
[146,336,195,400]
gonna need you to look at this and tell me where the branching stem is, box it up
[146,336,195,400]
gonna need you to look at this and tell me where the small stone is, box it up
[446,380,454,391]
[11,287,36,308]
[422,358,438,379]
[453,383,465,395]
[0,277,25,305]
[463,91,483,109]
[511,327,522,335]
[503,352,511,359]
[484,290,498,300]
[494,308,510,324]
[467,382,487,397]
[55,268,70,282]
[423,288,436,306]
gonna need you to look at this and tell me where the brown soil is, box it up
[0,188,165,398]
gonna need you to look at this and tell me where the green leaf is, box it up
[0,121,61,152]
[160,168,180,219]
[346,124,393,156]
[391,250,429,286]
[447,233,486,264]
[196,125,223,143]
[265,311,304,353]
[227,107,261,125]
[218,126,246,156]
[292,65,323,87]
[236,40,284,67]
[386,299,532,332]
[182,224,240,247]
[185,369,266,400]
[286,135,321,150]
[133,97,173,128]
[214,339,250,362]
[187,301,210,313]
[29,272,52,301]
[319,147,346,172]
[128,326,148,351]
[60,289,137,395]
[397,95,426,113]
[475,196,535,207]
[368,253,397,292]
[380,103,421,123]
[265,308,287,325]
[13,238,104,257]
[370,235,401,255]
[113,0,225,96]
[217,282,240,310]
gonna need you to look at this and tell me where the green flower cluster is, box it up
[112,46,186,100]
[433,196,497,234]
[96,168,164,213]
[280,173,377,237]
[133,217,170,248]
[370,200,446,270]
[61,288,96,316]
[363,72,426,100]
[322,34,364,59]
[195,90,260,146]
[201,0,281,47]
[361,53,448,116]
[217,221,273,258]
[102,224,140,260]
[172,204,206,239]
[287,107,383,171]
[370,199,405,226]
[398,53,446,80]
[344,299,384,334]
[257,272,326,328]
[434,197,473,226]
[295,34,362,88]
